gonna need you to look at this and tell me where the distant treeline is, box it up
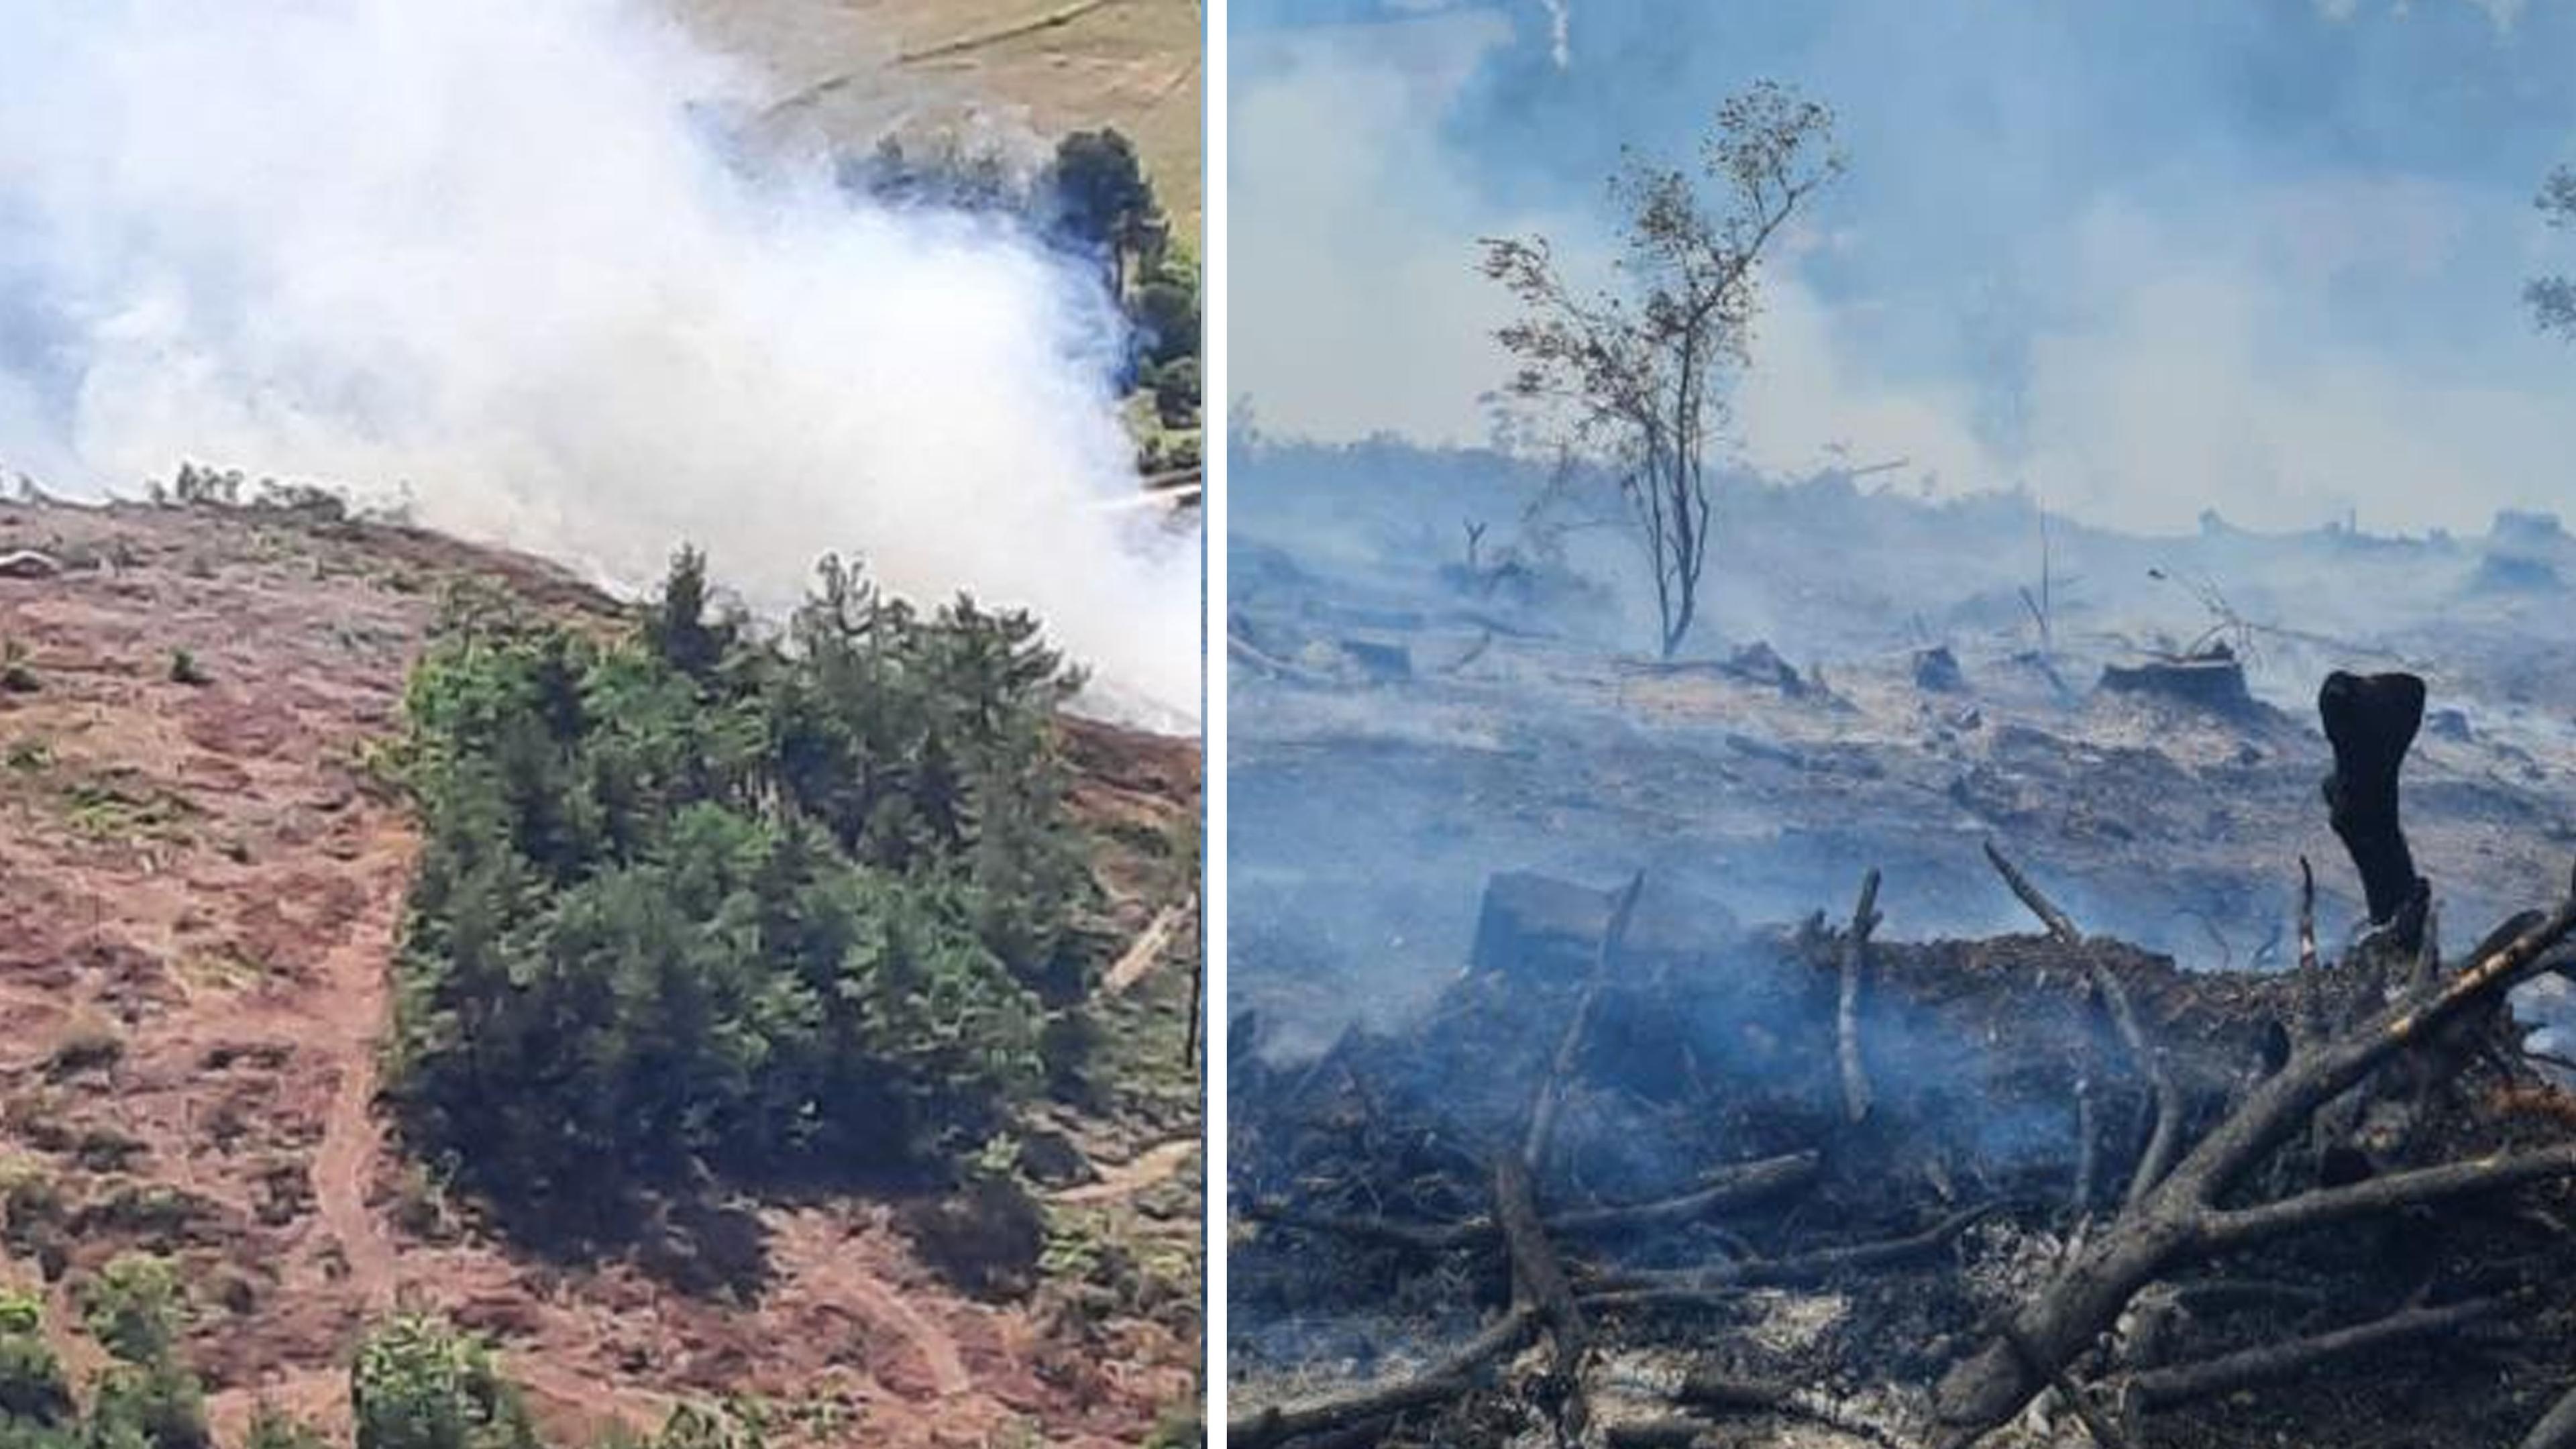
[841,128,1199,434]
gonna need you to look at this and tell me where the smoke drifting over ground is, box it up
[1234,0,2576,537]
[0,0,1196,720]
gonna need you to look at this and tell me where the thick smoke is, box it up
[0,0,1196,722]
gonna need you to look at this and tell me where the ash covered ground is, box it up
[1228,442,2576,1056]
[1226,440,2576,1448]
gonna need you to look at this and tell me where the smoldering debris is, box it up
[1230,673,2576,1449]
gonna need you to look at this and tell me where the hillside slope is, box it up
[0,496,1199,1448]
[677,0,1204,233]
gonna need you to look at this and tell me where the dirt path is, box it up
[898,0,1122,64]
[759,0,1124,120]
[1052,1138,1196,1206]
[301,839,409,1311]
[770,1216,973,1399]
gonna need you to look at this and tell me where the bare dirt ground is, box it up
[0,496,1199,1447]
[673,0,1204,233]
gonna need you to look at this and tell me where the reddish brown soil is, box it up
[0,498,1199,1447]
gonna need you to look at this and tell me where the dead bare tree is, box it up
[1478,82,1842,659]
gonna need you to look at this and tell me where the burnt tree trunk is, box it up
[2319,670,2426,934]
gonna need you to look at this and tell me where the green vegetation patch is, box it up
[387,549,1095,1234]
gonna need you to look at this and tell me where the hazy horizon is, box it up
[1233,0,2576,539]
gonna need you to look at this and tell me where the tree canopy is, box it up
[387,549,1092,1235]
[1479,81,1841,658]
[2531,164,2576,341]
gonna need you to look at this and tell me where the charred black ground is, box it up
[1229,669,2576,1448]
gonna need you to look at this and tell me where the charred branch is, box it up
[1245,1150,1822,1253]
[2198,1147,2576,1252]
[1839,867,1884,1124]
[1652,1371,1922,1448]
[1495,1154,1589,1436]
[1226,1305,1540,1449]
[1982,840,2081,945]
[2521,1379,2576,1449]
[1982,845,2182,1206]
[1578,1203,2000,1307]
[2296,856,2322,1040]
[2123,1297,2507,1411]
[1527,871,1646,1171]
[1931,864,2576,1444]
[2319,670,2426,932]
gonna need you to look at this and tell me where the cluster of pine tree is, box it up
[386,549,1093,1234]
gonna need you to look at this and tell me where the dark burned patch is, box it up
[1231,863,2576,1449]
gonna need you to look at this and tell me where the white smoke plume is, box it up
[0,0,1197,722]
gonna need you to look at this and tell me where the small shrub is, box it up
[72,1126,148,1173]
[1,641,35,694]
[352,1314,542,1449]
[89,1358,211,1449]
[0,1289,71,1423]
[1142,1403,1203,1449]
[78,1252,185,1364]
[72,1183,219,1247]
[166,649,211,687]
[245,1405,331,1449]
[0,1164,64,1236]
[896,1171,1046,1300]
[3,738,47,771]
[42,1017,123,1080]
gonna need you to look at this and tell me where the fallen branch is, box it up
[1245,1150,1821,1253]
[1229,632,1342,686]
[1579,1203,2000,1307]
[2296,856,2322,1040]
[1982,845,2183,1207]
[1656,1368,1920,1448]
[1526,871,1646,1171]
[1496,1156,1589,1438]
[2199,1146,2576,1252]
[1982,840,2080,945]
[1226,1305,1539,1449]
[2125,1296,2505,1411]
[1933,863,2576,1444]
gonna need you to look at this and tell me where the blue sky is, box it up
[1232,0,2576,534]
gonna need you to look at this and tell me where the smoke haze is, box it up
[1233,0,2576,536]
[0,0,1197,720]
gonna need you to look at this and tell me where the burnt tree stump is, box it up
[2318,670,2426,932]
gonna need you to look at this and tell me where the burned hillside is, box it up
[1230,665,2576,1448]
